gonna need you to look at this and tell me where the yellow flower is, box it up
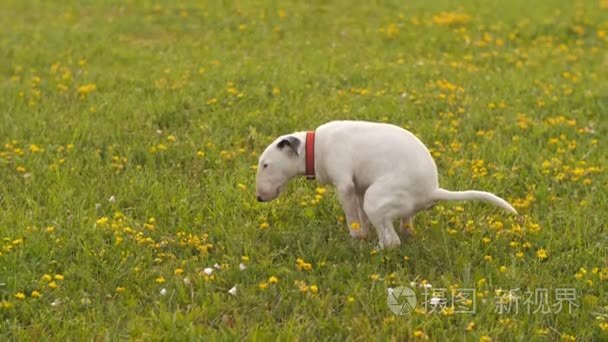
[442,306,455,316]
[15,292,26,300]
[258,282,269,290]
[155,276,166,284]
[48,281,57,289]
[115,287,125,293]
[350,222,360,231]
[296,258,313,271]
[561,334,576,341]
[484,255,493,262]
[260,222,270,230]
[479,336,492,342]
[347,296,355,303]
[31,291,41,298]
[41,274,52,282]
[241,256,250,263]
[96,217,109,226]
[174,268,184,275]
[370,274,380,281]
[77,83,97,96]
[536,248,548,260]
[413,330,427,338]
[268,276,279,284]
[28,144,42,153]
[54,274,64,281]
[46,226,56,233]
[466,321,475,331]
[599,322,608,331]
[309,285,318,294]
[500,266,508,273]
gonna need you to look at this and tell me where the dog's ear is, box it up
[277,136,301,156]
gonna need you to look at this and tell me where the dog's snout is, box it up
[256,195,264,202]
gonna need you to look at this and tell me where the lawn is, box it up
[1,0,607,340]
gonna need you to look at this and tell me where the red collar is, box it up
[305,131,315,180]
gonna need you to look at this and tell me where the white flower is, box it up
[409,281,417,288]
[51,299,61,307]
[81,298,91,306]
[213,263,221,270]
[203,267,214,275]
[183,277,191,286]
[160,288,167,296]
[228,286,237,296]
[422,283,432,289]
[430,297,441,305]
[108,195,116,203]
[239,263,247,271]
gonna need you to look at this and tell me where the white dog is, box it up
[255,120,517,249]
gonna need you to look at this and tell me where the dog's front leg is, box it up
[355,193,370,239]
[335,183,367,239]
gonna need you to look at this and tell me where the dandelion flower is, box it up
[536,248,548,260]
[155,276,166,284]
[309,285,318,294]
[174,268,184,275]
[54,274,64,281]
[268,276,279,284]
[31,291,41,298]
[15,292,26,300]
[413,330,427,338]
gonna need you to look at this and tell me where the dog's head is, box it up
[255,135,304,202]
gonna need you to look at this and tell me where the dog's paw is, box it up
[379,237,401,250]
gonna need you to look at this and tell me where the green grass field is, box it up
[1,0,607,340]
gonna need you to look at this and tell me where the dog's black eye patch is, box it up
[263,163,268,168]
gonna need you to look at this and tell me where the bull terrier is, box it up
[255,120,517,249]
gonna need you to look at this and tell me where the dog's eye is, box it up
[263,163,268,169]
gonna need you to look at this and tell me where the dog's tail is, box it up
[432,188,518,215]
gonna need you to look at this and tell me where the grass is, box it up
[1,0,607,340]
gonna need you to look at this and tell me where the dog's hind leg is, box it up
[363,183,402,249]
